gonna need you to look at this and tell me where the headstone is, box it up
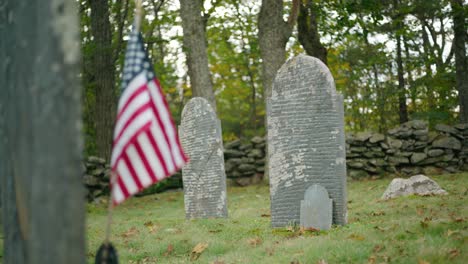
[179,97,228,219]
[300,184,332,230]
[267,55,347,227]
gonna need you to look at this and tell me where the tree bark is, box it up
[179,0,217,110]
[451,0,468,123]
[90,0,117,161]
[297,0,327,65]
[394,0,408,123]
[258,0,299,99]
[0,0,85,263]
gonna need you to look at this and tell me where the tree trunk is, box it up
[258,0,299,99]
[297,0,327,65]
[179,0,217,110]
[0,1,85,263]
[90,0,117,161]
[451,0,468,123]
[394,0,408,123]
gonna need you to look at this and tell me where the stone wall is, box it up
[346,121,468,178]
[82,121,468,200]
[223,136,266,186]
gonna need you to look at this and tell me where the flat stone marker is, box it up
[179,97,228,219]
[300,184,332,230]
[267,54,347,227]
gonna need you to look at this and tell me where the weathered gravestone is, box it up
[267,55,347,227]
[300,184,333,230]
[179,97,228,219]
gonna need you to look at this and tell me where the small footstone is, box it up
[300,185,332,230]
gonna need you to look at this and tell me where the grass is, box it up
[85,172,468,264]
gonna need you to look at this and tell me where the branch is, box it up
[287,0,300,28]
[113,0,130,63]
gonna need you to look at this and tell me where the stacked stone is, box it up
[346,120,467,179]
[83,156,111,201]
[224,136,266,186]
[346,131,388,179]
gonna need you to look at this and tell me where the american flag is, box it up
[110,28,188,205]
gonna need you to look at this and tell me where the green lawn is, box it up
[85,173,468,263]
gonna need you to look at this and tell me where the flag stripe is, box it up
[126,143,153,187]
[117,157,139,194]
[111,113,152,166]
[116,171,130,198]
[148,79,187,166]
[122,151,144,190]
[133,138,158,183]
[137,132,165,180]
[117,86,149,120]
[114,102,152,144]
[116,86,149,126]
[145,129,170,176]
[112,183,125,205]
[117,73,147,111]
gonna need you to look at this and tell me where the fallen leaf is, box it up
[290,259,300,264]
[446,229,460,237]
[418,259,430,264]
[190,242,208,261]
[143,221,154,227]
[453,217,464,223]
[416,208,425,216]
[348,234,365,241]
[373,244,384,253]
[367,255,376,264]
[420,221,429,229]
[261,214,271,217]
[209,229,222,233]
[265,247,275,256]
[300,227,320,232]
[122,227,139,238]
[448,248,460,259]
[374,226,389,232]
[164,244,173,256]
[317,259,327,264]
[247,237,263,247]
[371,211,385,216]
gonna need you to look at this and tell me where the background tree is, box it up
[297,0,327,64]
[258,0,299,99]
[1,0,85,262]
[89,0,118,161]
[179,0,217,110]
[451,0,468,123]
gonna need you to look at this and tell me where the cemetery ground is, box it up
[82,172,468,264]
[1,173,465,263]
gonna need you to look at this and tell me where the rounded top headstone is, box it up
[272,54,336,99]
[181,97,216,121]
[304,184,330,201]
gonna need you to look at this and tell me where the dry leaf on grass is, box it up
[261,214,271,217]
[122,227,139,238]
[348,233,365,241]
[418,259,430,264]
[448,248,460,259]
[317,259,327,264]
[247,237,262,247]
[373,244,384,253]
[164,244,174,257]
[367,255,376,264]
[190,242,208,261]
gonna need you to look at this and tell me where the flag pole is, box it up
[134,0,143,32]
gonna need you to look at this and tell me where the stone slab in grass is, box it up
[381,174,448,200]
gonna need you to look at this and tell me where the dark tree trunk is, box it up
[0,0,85,263]
[297,0,327,65]
[179,0,217,110]
[451,0,468,123]
[394,0,408,123]
[90,0,117,161]
[258,0,299,99]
